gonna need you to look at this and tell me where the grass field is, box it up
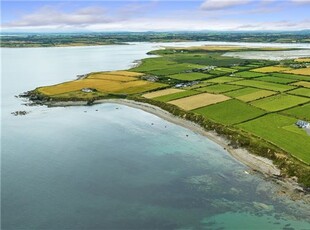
[237,90,277,102]
[234,71,267,78]
[142,88,184,99]
[238,113,310,163]
[168,72,212,81]
[193,99,266,125]
[232,79,296,92]
[251,94,310,111]
[168,93,230,110]
[146,63,206,76]
[270,73,310,81]
[282,103,310,121]
[284,68,310,76]
[224,87,260,97]
[153,90,200,102]
[196,84,242,93]
[252,66,291,73]
[292,81,310,88]
[287,88,310,97]
[88,73,138,82]
[255,76,297,84]
[205,76,242,84]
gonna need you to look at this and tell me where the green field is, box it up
[251,94,310,111]
[235,71,267,78]
[168,72,212,81]
[256,76,297,84]
[224,87,260,97]
[205,76,242,84]
[196,84,242,93]
[193,99,265,125]
[232,79,296,92]
[270,73,310,81]
[287,88,310,97]
[237,90,277,102]
[238,114,310,163]
[153,90,200,102]
[282,103,310,120]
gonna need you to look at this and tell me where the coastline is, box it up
[44,98,309,195]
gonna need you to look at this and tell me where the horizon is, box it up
[1,0,310,33]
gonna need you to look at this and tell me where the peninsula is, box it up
[24,45,310,188]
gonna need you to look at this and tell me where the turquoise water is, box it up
[1,43,310,229]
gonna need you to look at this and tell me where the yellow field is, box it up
[284,68,310,76]
[294,58,310,62]
[168,93,230,110]
[88,73,137,82]
[142,88,184,99]
[38,78,166,96]
[103,71,144,77]
[292,81,310,88]
[174,46,243,51]
[252,66,291,73]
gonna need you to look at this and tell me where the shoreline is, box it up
[46,99,280,175]
[45,99,309,195]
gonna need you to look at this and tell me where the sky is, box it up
[1,0,310,32]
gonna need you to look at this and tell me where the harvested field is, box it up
[252,66,291,73]
[168,93,230,110]
[88,73,137,82]
[294,58,310,62]
[284,68,310,76]
[142,88,184,99]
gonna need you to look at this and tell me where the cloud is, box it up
[290,0,310,4]
[2,6,113,28]
[200,0,251,10]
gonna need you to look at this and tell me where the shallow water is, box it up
[1,42,310,229]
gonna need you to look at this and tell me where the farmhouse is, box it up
[81,88,93,93]
[296,120,310,128]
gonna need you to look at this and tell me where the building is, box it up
[296,120,310,128]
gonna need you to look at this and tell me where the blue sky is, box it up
[1,0,310,32]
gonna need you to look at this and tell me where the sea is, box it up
[1,42,310,229]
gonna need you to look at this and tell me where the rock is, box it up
[11,111,28,116]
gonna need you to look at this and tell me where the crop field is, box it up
[153,90,200,102]
[270,73,310,81]
[231,79,296,92]
[282,103,310,120]
[131,57,177,72]
[284,68,310,76]
[238,114,310,163]
[292,81,310,88]
[224,87,260,97]
[196,84,242,93]
[287,88,310,97]
[193,99,265,125]
[168,93,230,110]
[237,90,277,102]
[234,71,267,78]
[88,73,137,82]
[205,76,242,84]
[142,88,184,99]
[295,58,310,62]
[38,77,166,96]
[168,72,212,81]
[215,67,237,73]
[250,94,310,112]
[255,76,297,84]
[252,66,291,73]
[97,71,143,77]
